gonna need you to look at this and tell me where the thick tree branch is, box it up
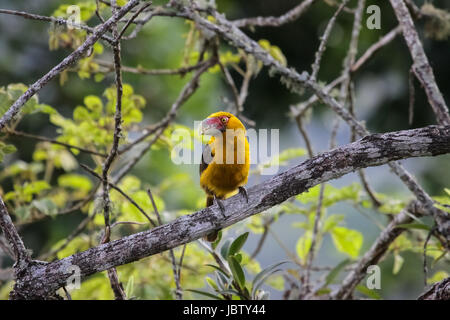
[418,277,450,300]
[9,125,450,299]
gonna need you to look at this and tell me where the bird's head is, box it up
[200,111,245,136]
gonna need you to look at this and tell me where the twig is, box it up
[101,0,127,300]
[80,163,157,227]
[39,213,95,261]
[351,26,402,72]
[98,59,211,76]
[232,0,317,28]
[408,66,416,126]
[95,0,106,23]
[116,2,153,41]
[107,268,126,300]
[358,169,382,208]
[422,224,436,286]
[5,129,107,157]
[217,53,243,114]
[147,188,183,300]
[310,0,348,81]
[0,9,114,44]
[250,227,268,260]
[292,25,401,119]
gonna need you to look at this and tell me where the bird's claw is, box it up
[239,186,248,203]
[214,195,226,218]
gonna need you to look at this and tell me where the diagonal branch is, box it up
[9,125,450,299]
[389,0,450,125]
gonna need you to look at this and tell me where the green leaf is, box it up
[211,230,222,250]
[84,95,103,113]
[186,289,222,300]
[251,261,289,298]
[427,271,449,284]
[330,226,363,259]
[227,255,246,289]
[393,253,404,275]
[125,276,134,298]
[228,232,249,256]
[217,289,247,300]
[31,198,57,216]
[2,144,17,154]
[325,259,351,286]
[23,181,51,199]
[356,285,381,300]
[204,264,229,277]
[296,231,312,262]
[396,223,431,231]
[73,106,91,122]
[206,277,219,291]
[323,214,345,232]
[444,188,450,197]
[58,174,92,193]
[220,239,231,259]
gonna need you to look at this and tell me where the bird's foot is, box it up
[238,186,248,203]
[214,195,226,218]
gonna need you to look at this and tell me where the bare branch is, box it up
[351,26,402,72]
[0,9,115,43]
[232,0,317,28]
[310,0,348,81]
[9,125,450,299]
[80,163,157,227]
[5,129,107,157]
[96,59,210,76]
[389,0,450,125]
[147,188,183,300]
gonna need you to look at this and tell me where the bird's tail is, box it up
[204,195,219,242]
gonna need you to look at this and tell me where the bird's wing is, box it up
[199,143,213,176]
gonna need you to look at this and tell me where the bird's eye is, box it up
[221,117,228,123]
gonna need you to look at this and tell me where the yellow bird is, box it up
[199,111,250,241]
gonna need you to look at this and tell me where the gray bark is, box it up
[7,125,450,299]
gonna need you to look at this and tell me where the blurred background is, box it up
[0,0,449,299]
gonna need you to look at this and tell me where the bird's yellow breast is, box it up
[200,133,250,199]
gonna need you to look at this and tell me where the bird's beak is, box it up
[200,117,224,136]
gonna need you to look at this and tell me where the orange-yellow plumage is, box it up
[199,111,250,241]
